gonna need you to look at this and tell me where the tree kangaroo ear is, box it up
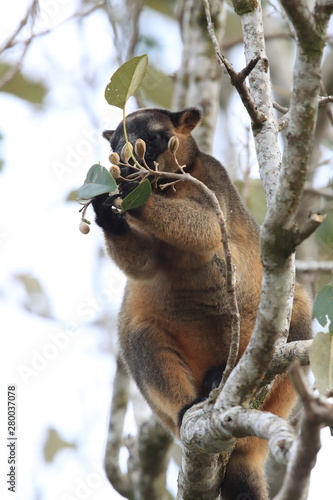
[102,130,115,142]
[171,108,202,134]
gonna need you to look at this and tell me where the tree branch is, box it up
[173,0,226,153]
[0,0,38,53]
[296,260,333,273]
[180,402,296,465]
[213,0,328,419]
[319,95,333,107]
[177,446,225,500]
[104,357,135,500]
[203,0,266,129]
[263,340,312,385]
[303,182,333,199]
[231,0,282,204]
[138,420,173,500]
[278,0,316,51]
[277,95,333,130]
[293,213,326,247]
[273,361,333,500]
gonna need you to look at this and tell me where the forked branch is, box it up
[203,0,266,128]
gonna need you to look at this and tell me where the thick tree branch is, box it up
[211,0,329,421]
[181,402,296,465]
[279,0,317,50]
[231,0,282,204]
[177,446,225,500]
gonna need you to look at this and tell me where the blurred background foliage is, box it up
[0,1,332,499]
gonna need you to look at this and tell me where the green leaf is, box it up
[77,164,118,200]
[313,281,333,333]
[309,331,333,395]
[0,63,47,105]
[43,427,76,463]
[66,189,79,202]
[105,54,149,109]
[121,179,152,212]
[141,66,173,109]
[144,0,176,17]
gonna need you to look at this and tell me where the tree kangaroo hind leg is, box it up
[120,325,198,437]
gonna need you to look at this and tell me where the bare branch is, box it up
[181,403,296,465]
[216,0,328,417]
[0,0,38,53]
[273,362,333,500]
[279,0,316,51]
[218,53,267,128]
[104,358,135,500]
[137,420,173,500]
[173,0,226,153]
[222,31,295,50]
[319,95,333,107]
[126,0,143,61]
[177,445,225,500]
[203,0,266,128]
[303,182,333,199]
[293,213,327,247]
[315,0,333,17]
[263,340,312,385]
[273,101,289,114]
[278,113,290,132]
[230,0,282,204]
[0,41,32,89]
[277,94,333,130]
[296,260,333,273]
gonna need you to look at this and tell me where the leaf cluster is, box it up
[77,55,152,216]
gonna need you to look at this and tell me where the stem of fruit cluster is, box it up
[122,107,144,170]
[78,199,92,220]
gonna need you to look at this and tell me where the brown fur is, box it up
[94,108,312,499]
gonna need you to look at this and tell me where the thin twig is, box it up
[0,42,32,89]
[296,260,333,273]
[293,213,326,247]
[273,101,289,114]
[203,0,266,128]
[0,0,38,53]
[319,95,333,107]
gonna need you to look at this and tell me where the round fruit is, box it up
[79,221,90,234]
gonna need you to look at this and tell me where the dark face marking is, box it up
[110,109,174,168]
